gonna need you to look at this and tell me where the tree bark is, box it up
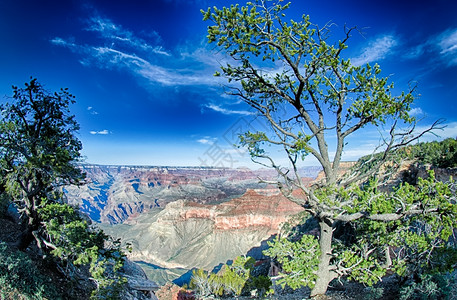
[17,226,35,250]
[310,218,336,297]
[384,245,392,268]
[17,208,39,251]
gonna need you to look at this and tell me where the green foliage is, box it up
[399,273,456,300]
[365,287,384,300]
[202,0,415,140]
[190,256,272,297]
[0,242,60,299]
[239,131,268,157]
[249,275,273,298]
[0,78,85,249]
[264,234,320,289]
[354,138,457,179]
[343,172,457,281]
[404,138,457,168]
[0,78,84,197]
[39,203,127,299]
[0,192,10,218]
[265,171,457,290]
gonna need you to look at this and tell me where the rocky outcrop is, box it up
[153,189,304,233]
[214,189,304,231]
[313,161,357,183]
[101,189,304,276]
[121,259,159,300]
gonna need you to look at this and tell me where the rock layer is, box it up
[66,165,320,224]
[102,189,304,271]
[67,164,321,284]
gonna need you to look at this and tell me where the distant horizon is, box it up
[77,161,325,170]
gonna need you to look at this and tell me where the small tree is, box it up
[0,78,127,298]
[202,1,450,296]
[0,78,84,250]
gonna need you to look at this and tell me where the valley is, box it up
[65,164,321,284]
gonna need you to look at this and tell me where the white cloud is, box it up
[85,15,169,55]
[90,129,110,135]
[352,35,398,66]
[52,38,218,86]
[409,107,423,117]
[437,28,457,66]
[87,106,99,115]
[196,135,219,145]
[50,37,76,47]
[51,13,221,88]
[438,29,457,54]
[204,103,253,116]
[404,28,457,67]
[197,138,213,145]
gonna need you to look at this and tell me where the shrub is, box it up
[0,242,60,299]
[190,256,272,298]
[399,273,456,300]
[38,203,127,299]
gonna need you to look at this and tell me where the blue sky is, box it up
[0,0,456,168]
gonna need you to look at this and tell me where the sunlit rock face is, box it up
[65,164,320,224]
[65,164,321,282]
[103,189,304,270]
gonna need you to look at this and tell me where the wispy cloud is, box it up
[85,15,170,56]
[404,28,457,67]
[87,106,99,115]
[90,129,110,135]
[204,103,253,116]
[352,35,398,66]
[50,37,77,48]
[51,14,220,87]
[409,107,424,117]
[197,137,217,145]
[437,28,457,66]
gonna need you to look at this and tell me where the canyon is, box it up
[65,164,321,284]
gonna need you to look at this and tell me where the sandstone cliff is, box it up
[66,165,320,284]
[100,189,304,275]
[65,165,320,224]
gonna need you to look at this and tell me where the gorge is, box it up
[65,164,322,284]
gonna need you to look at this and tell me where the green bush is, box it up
[0,193,9,218]
[264,234,320,289]
[0,242,60,299]
[39,203,127,299]
[355,138,457,175]
[405,138,457,168]
[190,256,272,298]
[399,273,456,300]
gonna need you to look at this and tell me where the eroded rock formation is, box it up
[102,189,304,272]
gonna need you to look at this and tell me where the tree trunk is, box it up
[17,226,35,250]
[17,208,39,251]
[310,218,336,297]
[384,245,392,268]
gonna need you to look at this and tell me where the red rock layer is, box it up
[164,189,304,233]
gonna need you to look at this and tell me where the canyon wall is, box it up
[66,165,321,284]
